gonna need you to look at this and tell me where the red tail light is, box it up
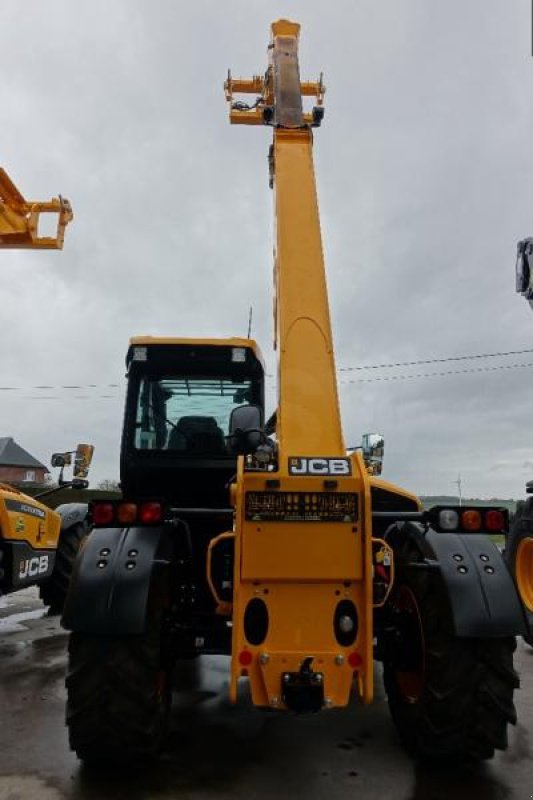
[92,503,114,526]
[484,509,505,532]
[138,501,163,524]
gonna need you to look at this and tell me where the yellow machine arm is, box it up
[224,20,377,711]
[0,167,73,250]
[225,20,335,455]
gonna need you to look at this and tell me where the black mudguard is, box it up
[62,526,172,635]
[421,529,527,637]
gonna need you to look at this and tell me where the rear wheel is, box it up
[39,521,88,614]
[66,611,171,763]
[506,499,533,646]
[382,525,519,763]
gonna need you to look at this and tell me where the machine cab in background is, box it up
[120,337,265,507]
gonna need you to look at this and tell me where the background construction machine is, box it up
[0,443,94,613]
[508,239,533,645]
[62,20,526,765]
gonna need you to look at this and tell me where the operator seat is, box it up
[168,416,226,454]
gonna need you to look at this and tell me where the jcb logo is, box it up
[288,457,352,476]
[19,555,49,580]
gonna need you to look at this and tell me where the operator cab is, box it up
[120,337,265,507]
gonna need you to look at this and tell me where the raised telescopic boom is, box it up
[225,19,338,457]
[0,167,73,249]
[224,19,381,711]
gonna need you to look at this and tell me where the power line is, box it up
[23,395,119,400]
[338,347,533,372]
[13,359,533,400]
[0,346,531,396]
[0,359,529,400]
[340,361,533,385]
[0,383,121,392]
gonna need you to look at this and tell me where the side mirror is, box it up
[73,444,95,479]
[36,444,95,499]
[51,452,71,468]
[227,405,263,455]
[361,432,385,475]
[516,238,533,297]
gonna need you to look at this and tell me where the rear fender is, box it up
[61,526,172,634]
[424,530,527,637]
[390,523,528,637]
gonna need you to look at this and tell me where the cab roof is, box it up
[127,336,265,370]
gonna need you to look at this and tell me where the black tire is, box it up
[506,498,533,646]
[39,521,89,614]
[382,527,519,763]
[66,611,171,763]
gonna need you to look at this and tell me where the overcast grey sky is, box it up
[1,1,532,497]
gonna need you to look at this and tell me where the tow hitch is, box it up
[281,657,324,712]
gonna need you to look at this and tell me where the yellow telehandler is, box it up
[62,20,526,764]
[0,444,94,613]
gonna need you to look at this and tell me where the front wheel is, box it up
[381,528,519,763]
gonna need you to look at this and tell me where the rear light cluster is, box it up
[431,506,508,534]
[90,500,164,527]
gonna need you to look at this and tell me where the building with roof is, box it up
[0,437,48,485]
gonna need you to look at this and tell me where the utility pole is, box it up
[453,474,463,506]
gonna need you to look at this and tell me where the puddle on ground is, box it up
[0,774,63,800]
[0,609,46,634]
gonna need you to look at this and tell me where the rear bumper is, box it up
[0,540,55,593]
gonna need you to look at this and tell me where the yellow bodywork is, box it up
[222,20,423,711]
[229,451,374,708]
[0,483,60,550]
[0,167,73,249]
[516,536,533,612]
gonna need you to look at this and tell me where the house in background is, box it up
[0,437,48,485]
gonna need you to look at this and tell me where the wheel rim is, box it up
[516,537,533,612]
[391,585,425,703]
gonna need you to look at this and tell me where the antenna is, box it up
[247,306,253,338]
